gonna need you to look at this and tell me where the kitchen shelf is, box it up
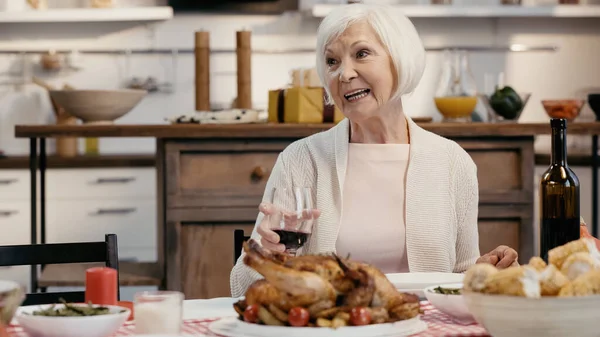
[309,4,600,18]
[0,6,173,23]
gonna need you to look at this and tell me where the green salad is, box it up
[26,299,123,317]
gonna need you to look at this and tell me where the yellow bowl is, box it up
[434,96,477,121]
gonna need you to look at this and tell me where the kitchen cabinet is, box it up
[0,166,158,292]
[0,170,33,291]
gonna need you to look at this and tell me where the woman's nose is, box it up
[339,65,358,83]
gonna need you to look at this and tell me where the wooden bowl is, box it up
[49,89,147,124]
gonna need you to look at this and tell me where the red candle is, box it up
[85,267,117,305]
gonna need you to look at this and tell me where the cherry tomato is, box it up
[288,307,310,327]
[243,304,260,323]
[350,307,372,326]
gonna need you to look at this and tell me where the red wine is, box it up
[273,230,309,251]
[539,118,580,262]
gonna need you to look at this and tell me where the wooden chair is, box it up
[0,234,120,305]
[233,229,250,265]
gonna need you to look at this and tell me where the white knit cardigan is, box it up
[229,117,481,298]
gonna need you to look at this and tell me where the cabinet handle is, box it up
[250,166,268,182]
[93,177,136,184]
[0,179,18,185]
[91,208,137,215]
[0,210,18,217]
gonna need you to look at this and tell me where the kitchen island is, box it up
[15,121,600,299]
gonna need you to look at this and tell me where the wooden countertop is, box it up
[14,121,600,139]
[0,154,155,169]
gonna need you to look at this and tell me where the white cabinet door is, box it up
[46,199,157,252]
[0,170,31,201]
[46,168,156,200]
[0,201,30,245]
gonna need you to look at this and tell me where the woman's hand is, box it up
[256,202,321,252]
[476,245,519,269]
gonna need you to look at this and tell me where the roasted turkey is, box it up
[235,239,420,323]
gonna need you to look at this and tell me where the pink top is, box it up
[336,143,410,274]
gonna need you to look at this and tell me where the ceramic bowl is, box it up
[49,89,147,124]
[541,99,585,121]
[15,304,130,337]
[0,280,25,325]
[423,283,474,322]
[464,291,600,337]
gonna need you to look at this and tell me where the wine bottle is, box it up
[539,118,580,262]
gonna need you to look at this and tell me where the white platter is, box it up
[386,272,464,297]
[208,315,427,337]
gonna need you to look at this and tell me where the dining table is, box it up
[5,298,491,337]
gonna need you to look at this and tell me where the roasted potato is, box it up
[258,305,285,326]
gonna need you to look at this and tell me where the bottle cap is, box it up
[550,118,567,129]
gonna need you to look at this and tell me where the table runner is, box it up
[7,301,490,337]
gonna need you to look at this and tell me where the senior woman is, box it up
[230,3,517,297]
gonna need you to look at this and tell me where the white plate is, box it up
[386,272,464,298]
[182,297,239,320]
[208,315,428,337]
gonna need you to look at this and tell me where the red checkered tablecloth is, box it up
[7,301,490,337]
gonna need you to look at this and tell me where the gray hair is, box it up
[315,4,426,104]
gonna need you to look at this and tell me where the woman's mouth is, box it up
[344,89,371,102]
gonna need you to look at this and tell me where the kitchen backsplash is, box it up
[0,0,599,155]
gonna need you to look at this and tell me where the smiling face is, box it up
[324,21,396,122]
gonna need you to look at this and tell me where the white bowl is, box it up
[424,283,474,323]
[386,272,464,298]
[15,304,130,337]
[49,89,147,124]
[464,291,600,337]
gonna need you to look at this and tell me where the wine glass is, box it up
[268,187,315,256]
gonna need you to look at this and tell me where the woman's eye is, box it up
[356,49,369,58]
[326,58,337,66]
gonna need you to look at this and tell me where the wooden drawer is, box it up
[166,141,288,208]
[46,199,156,249]
[0,170,30,201]
[47,168,156,200]
[0,201,30,245]
[457,138,534,205]
[478,204,533,264]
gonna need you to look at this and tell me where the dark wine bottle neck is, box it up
[551,128,567,166]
